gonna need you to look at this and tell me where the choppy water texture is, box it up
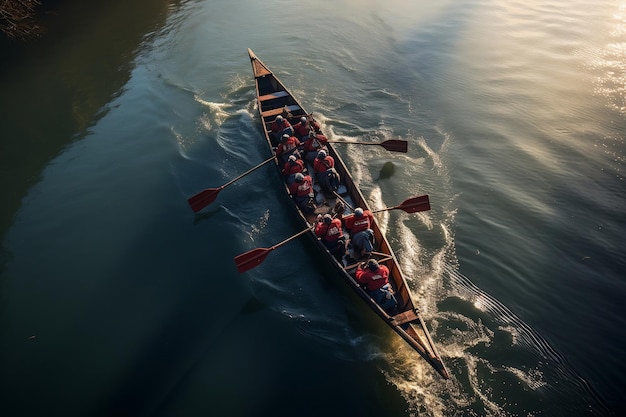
[1,0,624,416]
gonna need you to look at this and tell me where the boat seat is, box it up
[261,104,301,118]
[259,91,289,102]
[390,309,420,326]
[376,256,393,264]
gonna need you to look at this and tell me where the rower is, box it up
[355,259,398,313]
[276,133,302,164]
[314,213,346,262]
[270,115,294,145]
[343,207,375,259]
[302,131,328,165]
[282,154,305,185]
[288,172,316,214]
[293,116,310,139]
[313,150,340,198]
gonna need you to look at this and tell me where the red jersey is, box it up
[293,121,310,138]
[343,210,374,234]
[313,155,335,174]
[309,119,321,133]
[315,218,343,242]
[302,134,328,154]
[271,119,292,133]
[289,175,313,197]
[282,159,304,176]
[355,264,390,291]
[276,136,300,157]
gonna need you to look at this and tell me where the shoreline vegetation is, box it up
[1,0,45,40]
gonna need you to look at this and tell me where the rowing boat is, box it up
[241,48,449,379]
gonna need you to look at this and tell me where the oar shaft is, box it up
[327,139,407,153]
[188,155,277,212]
[373,206,397,214]
[332,191,354,211]
[221,155,277,189]
[271,225,315,250]
[328,141,375,145]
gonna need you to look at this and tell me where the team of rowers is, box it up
[269,113,398,313]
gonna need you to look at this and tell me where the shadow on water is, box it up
[192,206,224,225]
[0,0,178,237]
[97,293,265,417]
[376,161,396,180]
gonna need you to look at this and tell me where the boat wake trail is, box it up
[355,127,612,416]
[382,257,612,417]
[444,264,562,363]
[179,84,611,415]
[172,80,269,203]
[437,265,611,416]
[294,120,611,415]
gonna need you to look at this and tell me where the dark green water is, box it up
[1,1,624,416]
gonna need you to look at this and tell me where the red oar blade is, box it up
[396,195,430,213]
[187,188,222,212]
[380,139,408,153]
[234,247,274,273]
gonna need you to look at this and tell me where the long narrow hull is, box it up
[247,48,449,379]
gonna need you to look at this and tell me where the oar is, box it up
[187,155,276,212]
[235,225,314,273]
[327,139,408,153]
[332,191,354,211]
[373,195,431,214]
[335,192,430,214]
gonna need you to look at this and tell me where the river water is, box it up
[1,0,624,416]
